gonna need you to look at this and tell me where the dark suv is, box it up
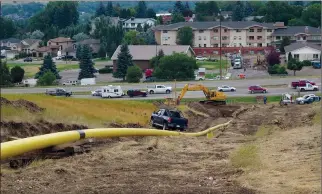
[127,90,147,97]
[24,57,32,62]
[248,85,267,94]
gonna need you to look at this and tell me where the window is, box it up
[313,54,319,58]
[267,36,271,40]
[199,36,201,40]
[222,36,228,40]
[213,50,219,54]
[199,30,204,33]
[131,23,135,26]
[258,43,262,47]
[213,36,218,40]
[303,36,306,40]
[267,29,272,32]
[199,44,201,47]
[233,43,237,47]
[239,36,242,40]
[257,29,262,32]
[114,89,118,92]
[276,36,281,40]
[213,44,218,47]
[257,36,262,40]
[163,30,168,33]
[213,29,218,33]
[222,44,228,47]
[294,54,299,59]
[236,29,241,32]
[224,29,228,32]
[204,36,206,40]
[249,36,254,40]
[234,36,237,40]
[204,44,207,47]
[249,29,254,32]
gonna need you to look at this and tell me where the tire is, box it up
[219,89,223,92]
[263,90,266,93]
[150,90,154,94]
[166,90,170,94]
[162,122,168,130]
[300,88,305,92]
[251,90,254,94]
[313,88,318,91]
[230,89,234,92]
[150,119,155,127]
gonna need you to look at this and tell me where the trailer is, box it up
[101,85,125,98]
[80,78,96,86]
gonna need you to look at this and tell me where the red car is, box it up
[127,90,148,97]
[248,85,267,94]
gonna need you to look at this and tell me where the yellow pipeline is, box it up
[1,121,232,160]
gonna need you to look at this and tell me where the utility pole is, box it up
[219,9,222,80]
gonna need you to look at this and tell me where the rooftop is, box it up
[284,42,322,53]
[49,37,75,43]
[0,38,21,44]
[111,45,194,60]
[272,26,321,35]
[124,17,156,24]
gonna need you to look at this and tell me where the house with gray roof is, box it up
[285,42,321,62]
[0,38,21,59]
[21,39,41,56]
[123,17,156,31]
[111,45,195,71]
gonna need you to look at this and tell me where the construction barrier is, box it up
[1,121,232,160]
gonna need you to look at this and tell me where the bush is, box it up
[302,60,312,66]
[10,66,25,83]
[126,65,143,83]
[37,71,56,86]
[268,64,288,75]
[98,67,113,74]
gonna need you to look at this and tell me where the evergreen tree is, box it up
[173,1,185,14]
[136,23,143,32]
[113,44,134,81]
[288,52,293,61]
[96,2,106,17]
[76,44,82,60]
[136,1,147,18]
[35,54,61,79]
[106,2,114,16]
[78,45,96,80]
[0,59,12,86]
[232,1,245,21]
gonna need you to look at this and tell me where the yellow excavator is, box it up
[176,84,227,105]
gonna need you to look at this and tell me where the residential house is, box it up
[157,13,195,24]
[285,42,321,62]
[123,17,156,31]
[0,38,21,59]
[77,39,100,57]
[35,45,60,58]
[221,11,233,20]
[111,45,195,71]
[21,39,41,56]
[35,37,75,58]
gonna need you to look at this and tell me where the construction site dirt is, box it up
[1,98,320,194]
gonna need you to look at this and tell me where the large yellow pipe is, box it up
[1,121,231,160]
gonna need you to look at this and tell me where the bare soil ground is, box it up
[1,99,320,194]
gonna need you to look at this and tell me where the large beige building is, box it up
[153,21,321,48]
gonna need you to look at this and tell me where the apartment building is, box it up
[154,21,321,48]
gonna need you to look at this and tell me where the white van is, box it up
[62,80,79,86]
[80,78,96,86]
[23,79,38,87]
[101,85,124,98]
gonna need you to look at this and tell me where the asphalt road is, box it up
[2,77,320,94]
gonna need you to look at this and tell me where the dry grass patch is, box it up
[1,94,155,127]
[230,144,260,169]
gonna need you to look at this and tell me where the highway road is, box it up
[1,77,321,94]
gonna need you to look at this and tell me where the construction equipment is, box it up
[177,84,227,105]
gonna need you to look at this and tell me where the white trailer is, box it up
[80,78,96,86]
[23,79,38,87]
[101,85,124,98]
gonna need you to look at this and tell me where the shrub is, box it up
[302,60,312,66]
[126,65,143,83]
[268,64,288,75]
[98,67,113,74]
[10,66,25,83]
[37,71,56,86]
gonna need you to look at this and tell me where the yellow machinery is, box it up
[177,84,227,105]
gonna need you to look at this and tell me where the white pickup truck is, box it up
[147,85,172,94]
[297,83,319,92]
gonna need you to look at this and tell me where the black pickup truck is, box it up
[45,88,72,97]
[150,108,188,131]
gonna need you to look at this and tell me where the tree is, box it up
[98,45,106,58]
[35,54,61,79]
[279,37,291,53]
[106,2,114,16]
[183,2,193,17]
[76,45,82,60]
[136,1,147,18]
[176,26,194,46]
[137,29,156,45]
[123,30,145,45]
[156,16,163,25]
[96,2,106,17]
[72,33,90,42]
[301,3,321,27]
[113,44,134,81]
[0,17,17,39]
[171,13,185,23]
[126,65,143,83]
[288,18,305,26]
[146,8,156,19]
[153,53,197,80]
[37,71,56,86]
[287,58,303,76]
[288,52,293,61]
[232,1,245,21]
[173,1,185,14]
[0,59,12,86]
[150,49,165,68]
[30,30,44,39]
[78,45,96,80]
[268,64,287,75]
[266,50,281,66]
[136,24,143,32]
[143,23,150,32]
[10,66,25,83]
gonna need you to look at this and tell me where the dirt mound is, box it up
[1,97,45,113]
[109,122,144,128]
[0,120,88,142]
[187,102,241,118]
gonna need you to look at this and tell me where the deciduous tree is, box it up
[126,65,143,83]
[287,58,303,76]
[0,59,12,86]
[37,70,56,86]
[266,50,281,66]
[10,66,25,83]
[176,26,194,47]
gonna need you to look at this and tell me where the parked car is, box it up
[143,77,156,82]
[297,83,319,92]
[217,85,236,92]
[23,57,32,62]
[147,85,172,94]
[195,56,207,61]
[54,56,62,60]
[296,94,321,104]
[248,85,267,94]
[291,79,316,89]
[91,89,102,96]
[311,61,321,69]
[127,89,147,97]
[150,108,188,131]
[45,88,72,97]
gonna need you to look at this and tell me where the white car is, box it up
[217,85,236,92]
[91,89,102,96]
[296,94,316,102]
[195,56,207,61]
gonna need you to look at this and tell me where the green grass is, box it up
[205,73,220,79]
[197,60,229,70]
[230,144,260,169]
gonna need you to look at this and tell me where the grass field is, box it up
[1,94,155,127]
[197,60,229,70]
